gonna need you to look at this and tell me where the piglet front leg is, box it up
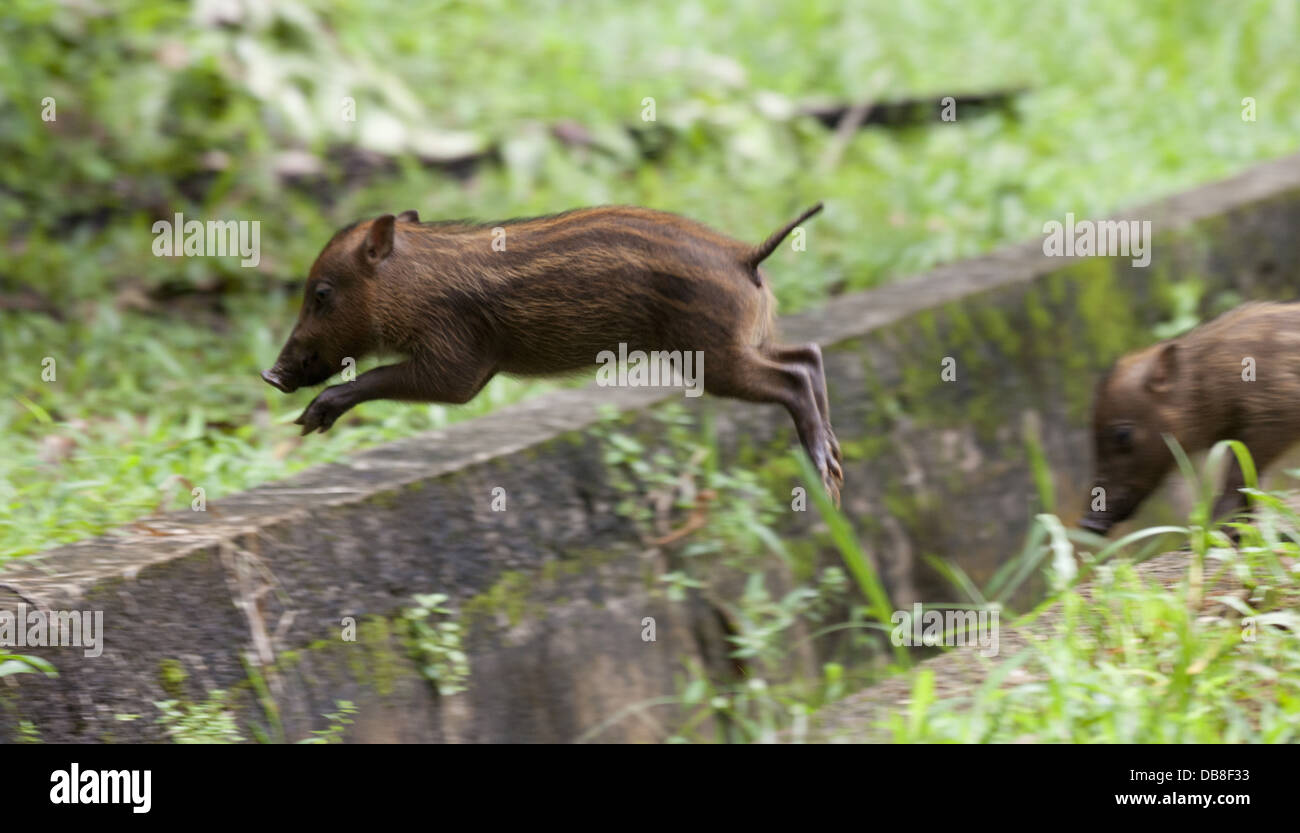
[295,359,496,434]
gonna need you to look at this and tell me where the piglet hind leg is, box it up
[762,342,840,471]
[705,346,842,505]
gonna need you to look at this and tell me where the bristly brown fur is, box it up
[1084,301,1300,533]
[263,203,842,502]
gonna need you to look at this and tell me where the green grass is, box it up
[862,442,1300,743]
[4,0,1300,558]
[585,438,1300,744]
[881,540,1300,742]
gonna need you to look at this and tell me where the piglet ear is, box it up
[364,214,396,264]
[396,209,420,223]
[1145,342,1178,395]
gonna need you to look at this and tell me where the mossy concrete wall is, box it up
[3,154,1300,743]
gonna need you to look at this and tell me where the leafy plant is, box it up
[0,652,56,678]
[402,593,470,696]
[882,441,1300,742]
[155,689,245,744]
[15,720,42,743]
[585,418,881,742]
[298,700,357,744]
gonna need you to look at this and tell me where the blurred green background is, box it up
[2,0,1298,559]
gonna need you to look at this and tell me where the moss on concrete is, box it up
[158,658,188,699]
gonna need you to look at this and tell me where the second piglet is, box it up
[261,204,843,502]
[1081,301,1300,534]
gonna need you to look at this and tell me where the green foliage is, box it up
[4,0,1300,557]
[155,689,245,744]
[0,307,555,558]
[14,720,42,743]
[795,453,907,666]
[298,700,356,744]
[0,652,56,678]
[887,441,1300,743]
[586,410,876,743]
[602,433,1300,743]
[725,574,823,669]
[601,405,789,575]
[401,593,470,696]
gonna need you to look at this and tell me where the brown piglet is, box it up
[1081,301,1300,534]
[261,204,843,501]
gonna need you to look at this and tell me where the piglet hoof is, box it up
[825,432,843,501]
[295,387,350,435]
[827,425,842,467]
[823,470,842,508]
[817,451,843,509]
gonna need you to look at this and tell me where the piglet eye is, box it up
[1111,424,1134,453]
[314,285,332,302]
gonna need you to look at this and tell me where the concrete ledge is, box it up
[4,153,1300,743]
